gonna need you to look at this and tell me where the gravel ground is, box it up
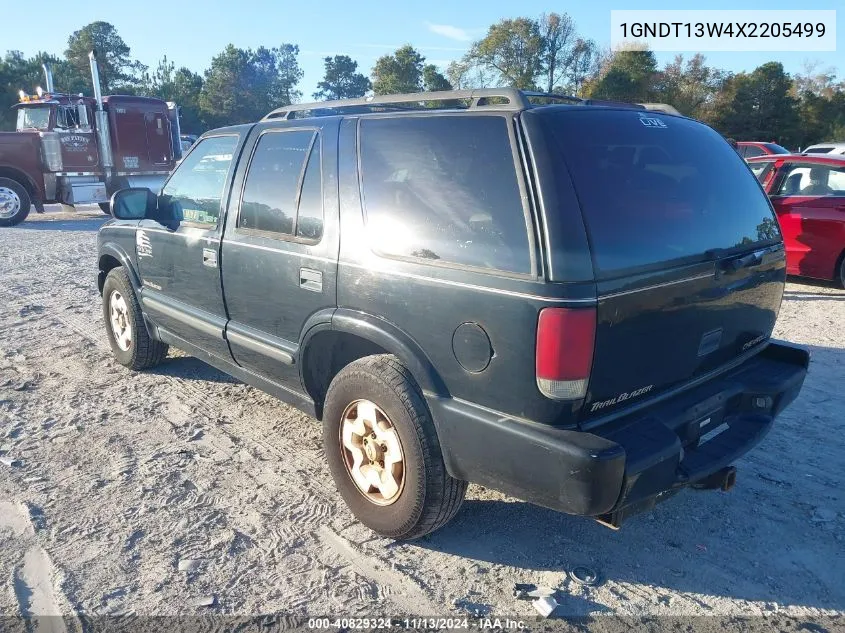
[0,208,843,629]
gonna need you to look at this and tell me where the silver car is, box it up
[802,142,845,155]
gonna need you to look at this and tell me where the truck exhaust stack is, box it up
[88,50,114,170]
[42,63,55,93]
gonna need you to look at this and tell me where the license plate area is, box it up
[679,408,725,447]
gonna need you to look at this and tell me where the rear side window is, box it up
[743,145,764,158]
[540,110,781,275]
[359,116,531,274]
[239,130,322,239]
[805,147,834,154]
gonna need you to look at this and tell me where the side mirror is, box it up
[110,187,156,220]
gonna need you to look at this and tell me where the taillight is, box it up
[536,307,596,400]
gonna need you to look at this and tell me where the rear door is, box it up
[528,109,786,422]
[220,120,339,392]
[136,133,243,360]
[768,161,845,279]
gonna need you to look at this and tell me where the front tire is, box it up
[99,202,111,215]
[323,355,467,540]
[102,268,168,370]
[0,178,32,227]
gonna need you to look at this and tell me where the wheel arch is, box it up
[299,308,450,420]
[0,166,38,198]
[98,243,141,295]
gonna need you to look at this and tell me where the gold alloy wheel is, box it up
[339,399,405,505]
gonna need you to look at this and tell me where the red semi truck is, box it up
[0,51,183,227]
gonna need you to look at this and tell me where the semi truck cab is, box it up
[0,52,182,227]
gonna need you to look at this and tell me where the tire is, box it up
[102,267,168,370]
[838,255,845,289]
[99,202,111,215]
[323,354,467,540]
[0,177,32,227]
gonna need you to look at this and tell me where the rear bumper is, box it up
[428,340,809,523]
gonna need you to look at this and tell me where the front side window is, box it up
[160,135,239,226]
[238,130,321,238]
[776,163,845,196]
[16,106,51,131]
[359,115,531,274]
[55,106,80,129]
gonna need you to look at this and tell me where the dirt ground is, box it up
[0,208,843,629]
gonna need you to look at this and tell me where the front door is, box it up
[136,133,242,361]
[769,161,845,279]
[221,121,339,392]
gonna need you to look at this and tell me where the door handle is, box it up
[202,248,218,268]
[299,268,322,293]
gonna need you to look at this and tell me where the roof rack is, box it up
[262,89,646,121]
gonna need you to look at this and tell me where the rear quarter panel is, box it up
[335,115,588,425]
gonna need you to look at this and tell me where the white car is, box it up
[802,142,845,155]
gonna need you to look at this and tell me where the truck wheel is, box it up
[99,202,111,215]
[323,355,467,539]
[102,267,168,370]
[0,178,32,227]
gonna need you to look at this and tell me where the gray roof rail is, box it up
[262,88,647,121]
[263,89,533,121]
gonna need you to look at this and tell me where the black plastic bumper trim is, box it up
[427,340,808,521]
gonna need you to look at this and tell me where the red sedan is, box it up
[748,154,845,286]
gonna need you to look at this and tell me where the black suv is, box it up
[97,89,809,539]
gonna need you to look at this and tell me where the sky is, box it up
[3,0,844,99]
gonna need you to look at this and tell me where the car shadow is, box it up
[15,218,108,232]
[407,343,845,614]
[782,293,845,301]
[149,355,239,385]
[786,276,840,290]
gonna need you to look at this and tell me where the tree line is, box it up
[2,17,844,148]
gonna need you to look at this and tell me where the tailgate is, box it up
[528,108,787,423]
[586,246,785,421]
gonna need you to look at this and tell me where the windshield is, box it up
[16,106,52,131]
[542,109,781,276]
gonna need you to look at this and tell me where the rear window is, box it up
[764,143,790,154]
[541,110,780,275]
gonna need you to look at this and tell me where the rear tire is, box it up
[99,202,111,215]
[323,355,467,540]
[0,178,32,227]
[838,255,845,289]
[102,267,168,370]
